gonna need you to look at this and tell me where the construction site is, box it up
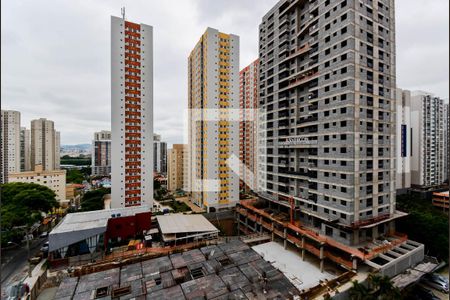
[52,240,306,299]
[236,197,424,277]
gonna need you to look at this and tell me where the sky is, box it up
[2,0,449,146]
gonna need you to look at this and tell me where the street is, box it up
[1,238,46,298]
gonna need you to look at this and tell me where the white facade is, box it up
[20,127,31,171]
[153,133,167,174]
[92,130,111,176]
[395,89,411,192]
[8,165,66,204]
[188,28,240,212]
[30,118,60,171]
[0,110,21,183]
[444,103,449,183]
[410,91,446,187]
[111,16,153,208]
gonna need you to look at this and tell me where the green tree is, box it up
[396,193,449,261]
[349,274,401,300]
[1,183,59,244]
[79,188,110,212]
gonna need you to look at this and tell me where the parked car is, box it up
[422,273,449,293]
[415,286,440,300]
[426,273,449,285]
[39,231,48,238]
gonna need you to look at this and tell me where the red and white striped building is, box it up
[111,16,153,208]
[239,59,259,192]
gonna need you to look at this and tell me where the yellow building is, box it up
[8,164,67,206]
[188,28,240,212]
[168,144,187,191]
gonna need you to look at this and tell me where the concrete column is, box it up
[283,228,287,249]
[319,244,324,273]
[301,236,305,261]
[271,223,274,241]
[352,257,358,271]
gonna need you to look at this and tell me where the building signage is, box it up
[279,137,317,146]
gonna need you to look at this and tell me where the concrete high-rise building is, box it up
[444,103,449,183]
[188,27,240,212]
[0,110,21,183]
[30,118,60,171]
[410,91,446,187]
[20,127,31,171]
[254,0,398,246]
[168,144,187,191]
[92,130,111,176]
[153,134,167,175]
[111,15,153,208]
[395,89,411,193]
[239,59,259,193]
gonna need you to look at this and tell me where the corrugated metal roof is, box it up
[49,206,150,251]
[156,214,218,234]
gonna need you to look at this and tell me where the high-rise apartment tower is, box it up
[153,134,167,175]
[30,118,60,171]
[395,89,411,193]
[0,110,21,183]
[239,59,259,192]
[410,91,446,187]
[257,0,398,245]
[188,27,240,212]
[111,15,153,208]
[92,130,111,176]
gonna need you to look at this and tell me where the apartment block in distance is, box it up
[20,127,31,171]
[31,118,60,171]
[188,27,240,212]
[0,110,21,183]
[237,0,416,272]
[92,130,111,176]
[153,133,167,175]
[239,59,259,193]
[410,91,446,188]
[111,15,153,208]
[395,88,411,193]
[168,144,187,191]
[8,164,66,206]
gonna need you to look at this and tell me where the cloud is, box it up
[1,0,449,146]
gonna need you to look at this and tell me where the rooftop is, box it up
[54,240,301,299]
[49,206,150,251]
[156,214,218,235]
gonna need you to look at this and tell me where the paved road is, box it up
[1,238,46,286]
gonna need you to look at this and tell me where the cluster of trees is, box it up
[396,193,449,261]
[348,274,401,300]
[65,167,91,184]
[79,188,111,212]
[61,155,91,166]
[1,183,58,244]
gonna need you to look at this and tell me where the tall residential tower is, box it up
[255,0,398,245]
[92,130,111,176]
[239,59,259,193]
[0,110,21,183]
[410,91,446,187]
[30,118,60,171]
[111,15,153,208]
[188,27,240,212]
[153,134,167,175]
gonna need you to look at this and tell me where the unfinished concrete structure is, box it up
[54,240,301,299]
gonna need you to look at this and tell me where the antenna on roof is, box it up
[121,7,126,20]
